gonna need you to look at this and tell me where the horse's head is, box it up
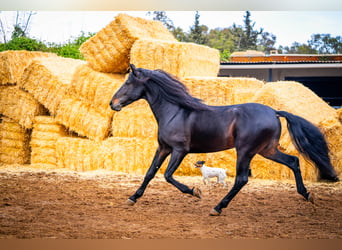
[110,64,149,111]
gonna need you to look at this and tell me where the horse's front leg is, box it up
[126,147,170,205]
[164,150,202,199]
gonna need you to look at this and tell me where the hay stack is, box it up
[251,81,341,181]
[56,136,157,173]
[0,116,30,164]
[111,100,157,138]
[80,13,176,73]
[0,86,48,129]
[56,137,102,171]
[130,39,220,78]
[182,77,264,105]
[55,97,112,141]
[56,64,126,141]
[19,57,86,115]
[30,116,68,167]
[337,108,342,123]
[0,50,56,85]
[70,64,125,113]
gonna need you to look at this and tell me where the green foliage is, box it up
[0,31,94,60]
[188,11,208,45]
[46,32,94,59]
[0,36,48,52]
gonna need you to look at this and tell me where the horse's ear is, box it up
[130,64,137,76]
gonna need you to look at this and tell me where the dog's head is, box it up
[194,161,205,168]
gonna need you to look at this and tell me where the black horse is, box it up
[110,64,339,216]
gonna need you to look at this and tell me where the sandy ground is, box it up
[0,164,341,239]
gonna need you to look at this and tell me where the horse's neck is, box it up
[145,94,181,125]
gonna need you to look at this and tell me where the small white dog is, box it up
[195,161,227,187]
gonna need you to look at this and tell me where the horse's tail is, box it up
[276,110,339,182]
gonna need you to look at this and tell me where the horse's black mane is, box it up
[138,68,211,111]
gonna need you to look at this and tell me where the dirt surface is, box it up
[0,165,341,239]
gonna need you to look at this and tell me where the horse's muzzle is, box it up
[111,103,122,111]
[110,98,122,111]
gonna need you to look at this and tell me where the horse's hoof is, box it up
[307,192,314,204]
[209,208,221,216]
[125,198,136,206]
[193,187,202,199]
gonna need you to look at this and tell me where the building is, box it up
[219,53,342,107]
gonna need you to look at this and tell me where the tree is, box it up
[282,42,317,54]
[0,11,36,42]
[207,28,236,60]
[308,34,342,54]
[188,11,208,45]
[258,31,277,53]
[147,11,174,31]
[231,11,264,51]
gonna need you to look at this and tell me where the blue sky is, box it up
[1,11,341,47]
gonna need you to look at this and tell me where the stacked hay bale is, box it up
[0,86,48,129]
[182,76,264,105]
[0,116,30,164]
[0,50,56,85]
[30,116,69,168]
[56,136,157,174]
[251,81,341,181]
[79,13,177,73]
[130,39,220,77]
[19,57,86,115]
[56,137,102,171]
[55,64,125,141]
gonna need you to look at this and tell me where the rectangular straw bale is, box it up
[55,97,112,141]
[251,81,340,181]
[80,13,176,73]
[337,108,342,123]
[30,116,68,167]
[70,64,125,112]
[130,39,220,78]
[0,117,30,164]
[56,137,102,171]
[111,100,157,138]
[99,137,158,175]
[182,77,264,106]
[318,117,342,175]
[0,86,48,129]
[0,50,56,85]
[19,57,86,115]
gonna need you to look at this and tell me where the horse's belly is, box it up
[189,135,234,153]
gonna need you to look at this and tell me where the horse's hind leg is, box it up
[260,149,313,202]
[211,151,254,216]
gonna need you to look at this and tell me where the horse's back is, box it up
[230,103,281,149]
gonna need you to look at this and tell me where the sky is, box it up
[1,11,341,47]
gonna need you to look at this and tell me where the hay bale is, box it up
[251,81,340,181]
[111,100,157,138]
[55,136,158,174]
[99,137,157,174]
[0,50,56,85]
[337,108,342,123]
[182,77,264,105]
[55,97,112,141]
[0,117,30,164]
[0,86,48,129]
[318,117,342,175]
[130,39,220,78]
[70,64,125,112]
[80,13,176,73]
[19,57,86,115]
[56,137,102,171]
[30,116,68,166]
